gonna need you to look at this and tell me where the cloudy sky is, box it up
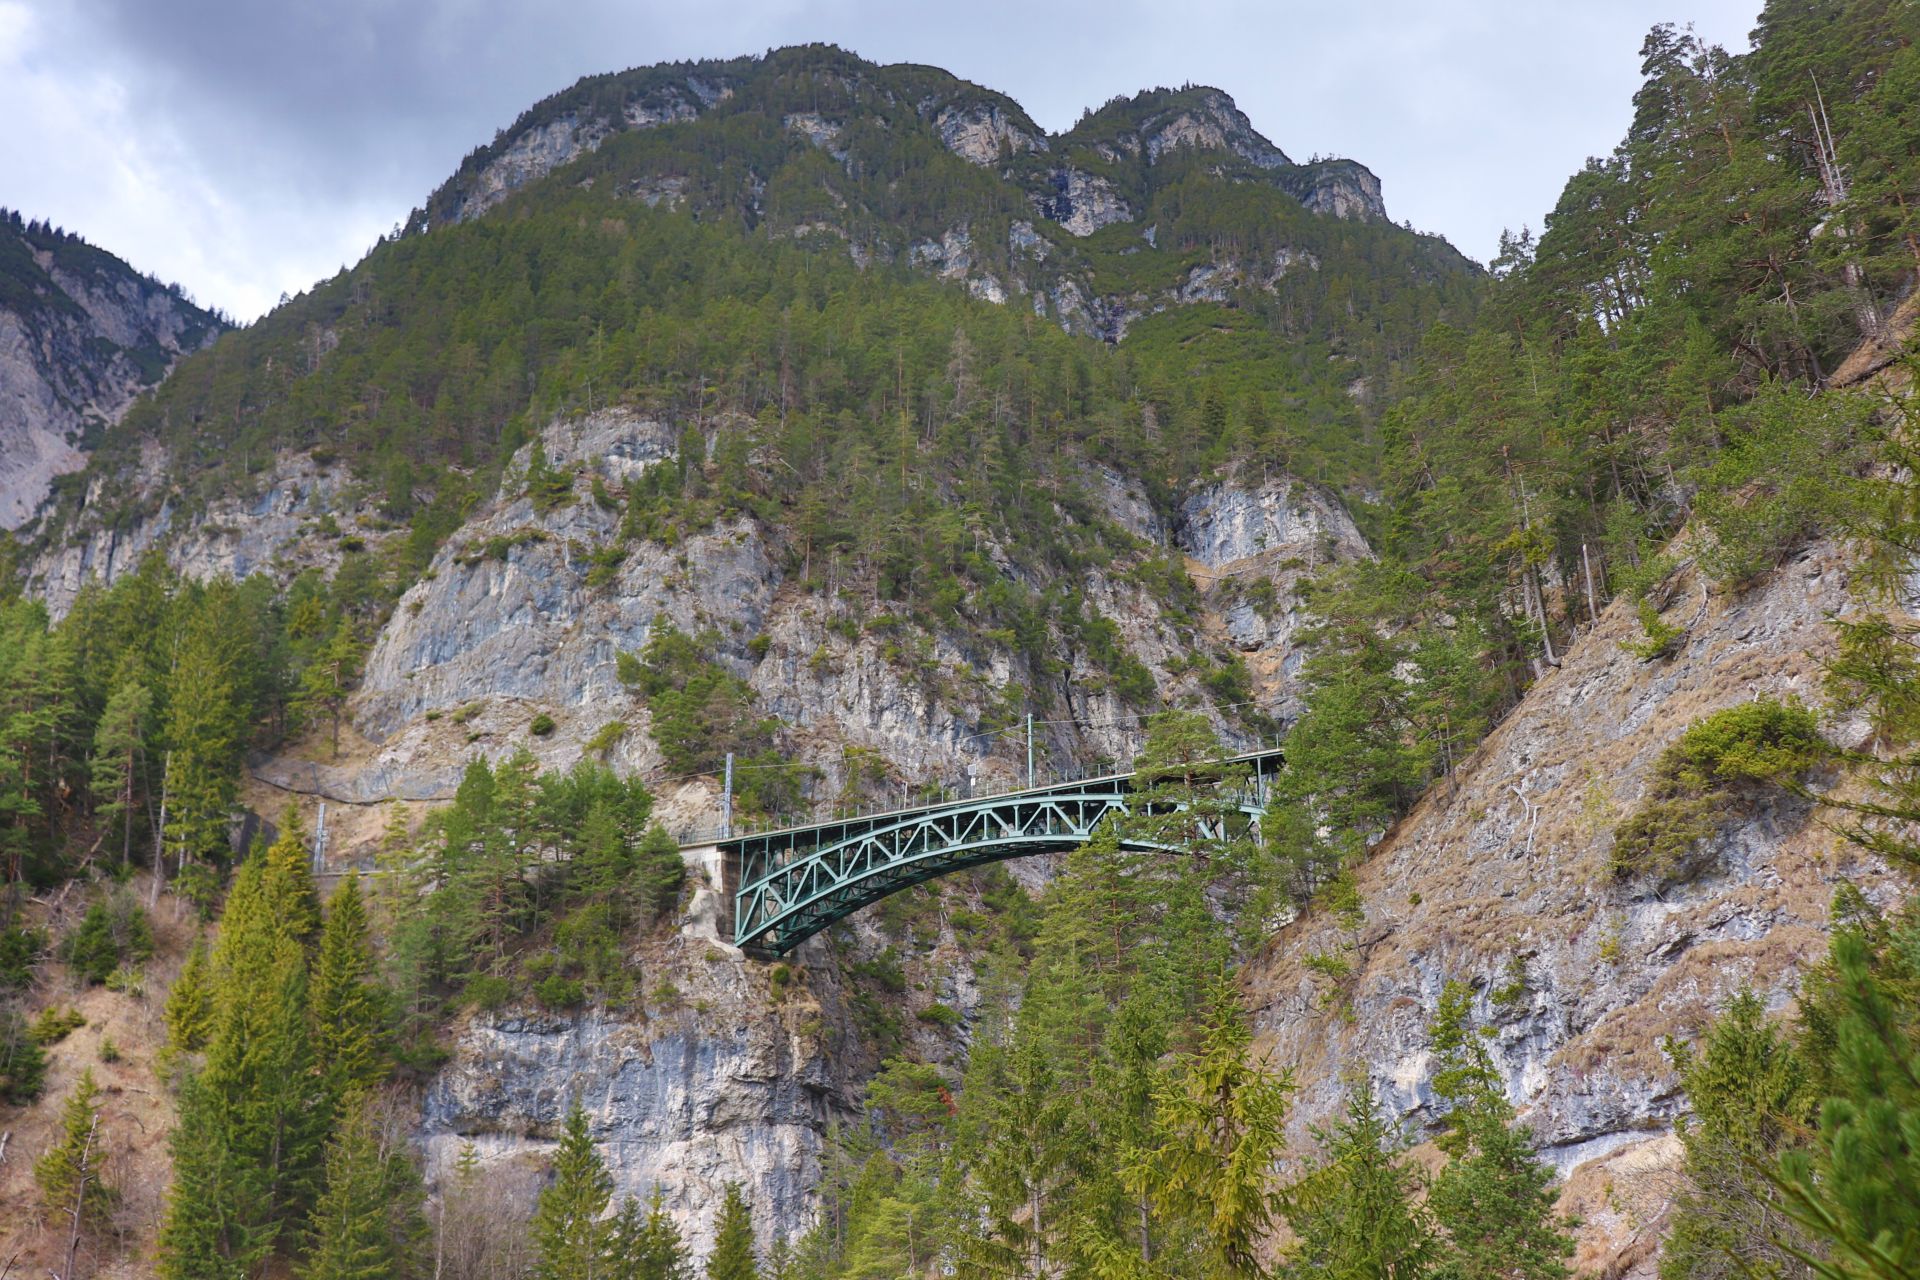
[4,0,1760,323]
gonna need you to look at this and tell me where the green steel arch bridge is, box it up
[716,749,1284,958]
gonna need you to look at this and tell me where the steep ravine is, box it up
[1241,536,1908,1276]
[143,412,1361,1253]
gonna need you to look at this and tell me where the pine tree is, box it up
[1660,989,1813,1280]
[295,619,362,759]
[1131,984,1292,1279]
[163,937,215,1058]
[311,874,390,1102]
[533,1101,615,1280]
[1290,1078,1439,1280]
[572,798,628,919]
[634,822,686,920]
[611,1188,691,1280]
[706,1183,760,1280]
[301,1093,428,1280]
[1771,920,1920,1279]
[35,1067,112,1232]
[90,670,151,869]
[1425,983,1574,1280]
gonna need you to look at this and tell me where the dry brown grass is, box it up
[1241,533,1911,1276]
[1,872,193,1279]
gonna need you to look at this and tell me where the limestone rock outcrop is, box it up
[1242,538,1907,1274]
[0,221,223,529]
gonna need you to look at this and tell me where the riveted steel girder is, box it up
[720,749,1282,957]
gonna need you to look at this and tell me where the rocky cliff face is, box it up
[27,409,1367,1253]
[406,49,1410,343]
[0,219,223,528]
[283,412,1365,830]
[1241,536,1907,1275]
[1282,158,1386,223]
[27,443,397,619]
[1064,86,1293,172]
[22,387,1892,1270]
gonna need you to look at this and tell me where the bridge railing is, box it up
[683,748,1283,849]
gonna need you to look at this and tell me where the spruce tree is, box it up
[1425,983,1574,1280]
[611,1188,691,1280]
[162,594,246,875]
[706,1183,760,1280]
[164,937,215,1058]
[35,1067,112,1232]
[257,808,323,947]
[160,845,331,1277]
[1290,1078,1439,1280]
[90,671,151,870]
[1132,984,1291,1279]
[1661,990,1812,1280]
[532,1100,615,1280]
[311,874,390,1102]
[301,1094,428,1280]
[158,1071,255,1280]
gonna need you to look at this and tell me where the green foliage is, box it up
[61,891,154,984]
[1427,983,1575,1280]
[311,875,393,1104]
[707,1183,761,1280]
[379,754,672,1025]
[0,1009,48,1103]
[523,440,576,514]
[1129,984,1293,1278]
[1612,699,1826,883]
[1289,1077,1439,1280]
[158,826,333,1279]
[586,719,626,754]
[536,974,587,1009]
[0,923,45,987]
[1661,992,1814,1280]
[164,938,215,1057]
[294,619,364,758]
[530,712,557,737]
[30,1003,86,1044]
[300,1095,429,1280]
[629,623,803,814]
[1692,384,1873,589]
[1625,597,1685,662]
[34,1067,113,1232]
[532,1101,615,1280]
[612,1188,693,1280]
[1771,898,1920,1279]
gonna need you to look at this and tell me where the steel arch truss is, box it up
[721,750,1281,957]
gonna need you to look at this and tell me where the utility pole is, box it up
[1026,714,1035,788]
[722,752,735,839]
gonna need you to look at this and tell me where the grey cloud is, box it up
[8,0,1760,320]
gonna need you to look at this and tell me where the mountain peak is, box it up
[1063,84,1291,170]
[411,48,1389,232]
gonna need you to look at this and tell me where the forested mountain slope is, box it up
[5,6,1920,1278]
[0,213,224,530]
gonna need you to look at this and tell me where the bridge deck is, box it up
[712,748,1283,957]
